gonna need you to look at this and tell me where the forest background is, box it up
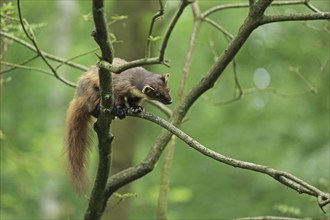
[0,0,329,219]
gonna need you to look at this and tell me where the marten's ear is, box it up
[142,85,155,94]
[161,73,170,84]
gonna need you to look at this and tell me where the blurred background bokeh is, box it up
[1,0,329,219]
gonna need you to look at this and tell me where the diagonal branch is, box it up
[128,111,330,211]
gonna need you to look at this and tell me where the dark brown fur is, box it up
[65,58,172,192]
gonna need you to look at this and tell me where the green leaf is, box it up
[111,15,128,21]
[274,204,302,216]
[148,35,162,42]
[114,192,137,199]
[82,12,92,22]
[0,130,6,140]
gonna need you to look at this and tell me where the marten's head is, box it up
[142,73,172,105]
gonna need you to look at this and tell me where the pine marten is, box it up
[65,58,172,192]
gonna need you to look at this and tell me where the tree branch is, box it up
[201,0,311,18]
[128,111,330,211]
[98,57,161,73]
[261,12,330,25]
[304,1,322,13]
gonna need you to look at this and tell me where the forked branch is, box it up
[98,0,191,73]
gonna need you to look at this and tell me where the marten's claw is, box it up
[130,106,143,114]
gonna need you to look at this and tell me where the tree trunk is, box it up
[103,1,157,219]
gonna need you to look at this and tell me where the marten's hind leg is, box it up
[114,96,127,119]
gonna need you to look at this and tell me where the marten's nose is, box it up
[166,99,173,104]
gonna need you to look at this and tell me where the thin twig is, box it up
[289,66,317,93]
[0,30,88,71]
[202,3,249,19]
[203,18,234,40]
[157,136,176,220]
[17,0,76,87]
[97,0,190,74]
[211,87,316,106]
[202,0,313,19]
[147,0,165,58]
[0,55,39,74]
[55,47,99,70]
[0,61,53,76]
[304,1,322,13]
[178,0,202,99]
[159,0,191,62]
[146,100,172,118]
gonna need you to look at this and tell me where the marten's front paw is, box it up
[130,106,143,114]
[116,106,127,119]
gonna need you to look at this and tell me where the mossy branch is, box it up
[84,0,115,219]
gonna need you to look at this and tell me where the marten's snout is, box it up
[163,99,172,105]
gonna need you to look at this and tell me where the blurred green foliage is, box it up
[0,0,329,219]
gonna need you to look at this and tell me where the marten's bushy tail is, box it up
[65,97,91,193]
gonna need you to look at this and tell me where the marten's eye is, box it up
[155,92,161,97]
